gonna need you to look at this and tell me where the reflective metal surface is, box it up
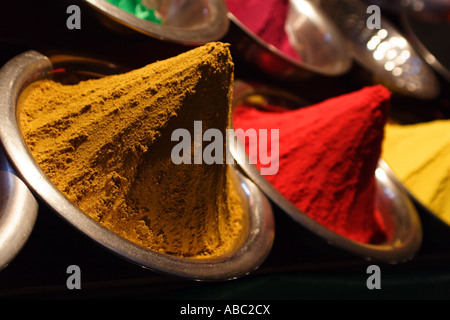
[400,8,450,82]
[315,0,441,100]
[84,0,229,45]
[230,81,423,263]
[364,0,450,21]
[0,51,275,281]
[285,0,353,75]
[401,0,450,21]
[0,146,38,271]
[227,0,352,79]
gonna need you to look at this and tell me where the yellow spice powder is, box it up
[382,120,450,224]
[18,42,247,258]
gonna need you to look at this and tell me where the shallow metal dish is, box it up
[400,9,450,83]
[0,51,275,281]
[226,0,352,79]
[84,0,229,45]
[0,146,38,271]
[230,80,423,263]
[315,0,441,100]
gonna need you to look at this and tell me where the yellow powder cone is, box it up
[382,120,450,225]
[19,42,247,258]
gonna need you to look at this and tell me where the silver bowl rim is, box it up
[400,11,450,83]
[0,50,275,281]
[317,0,441,100]
[84,0,230,45]
[230,80,423,264]
[0,146,38,271]
[226,0,353,77]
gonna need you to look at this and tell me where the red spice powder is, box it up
[226,0,301,61]
[232,85,392,244]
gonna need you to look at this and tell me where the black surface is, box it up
[1,0,450,301]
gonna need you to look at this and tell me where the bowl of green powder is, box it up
[84,0,230,45]
[0,45,275,281]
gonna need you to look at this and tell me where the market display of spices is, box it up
[0,0,449,298]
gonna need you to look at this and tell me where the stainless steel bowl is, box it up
[84,0,229,45]
[0,51,275,281]
[315,0,441,100]
[400,8,450,83]
[230,81,423,263]
[359,0,450,82]
[226,0,352,79]
[0,146,38,271]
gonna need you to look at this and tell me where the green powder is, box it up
[105,0,163,24]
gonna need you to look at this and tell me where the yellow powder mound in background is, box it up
[19,42,247,258]
[382,120,450,224]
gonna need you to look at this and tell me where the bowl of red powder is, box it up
[230,80,423,263]
[224,0,352,78]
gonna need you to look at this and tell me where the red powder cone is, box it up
[233,85,392,243]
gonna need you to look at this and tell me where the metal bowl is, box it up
[84,0,229,45]
[0,51,275,281]
[315,0,441,100]
[226,0,352,79]
[230,80,423,263]
[0,146,38,271]
[400,7,450,83]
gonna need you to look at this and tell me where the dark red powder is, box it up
[232,85,392,244]
[226,0,301,61]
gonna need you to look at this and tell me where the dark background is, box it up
[1,0,450,300]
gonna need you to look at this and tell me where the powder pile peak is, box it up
[233,85,392,243]
[19,42,247,258]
